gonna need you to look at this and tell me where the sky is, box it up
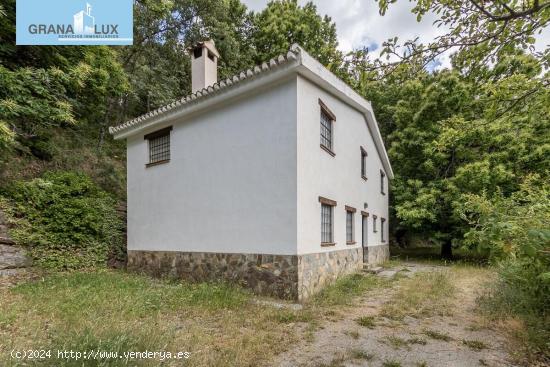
[242,0,550,70]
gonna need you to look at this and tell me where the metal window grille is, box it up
[320,109,333,150]
[380,170,386,194]
[346,211,354,242]
[321,204,333,243]
[373,216,377,233]
[149,133,170,163]
[381,218,386,242]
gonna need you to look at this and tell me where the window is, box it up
[381,218,386,242]
[193,47,202,59]
[319,196,336,245]
[321,204,333,244]
[145,126,172,166]
[380,170,386,195]
[373,215,378,233]
[361,147,368,179]
[346,206,356,244]
[319,99,336,155]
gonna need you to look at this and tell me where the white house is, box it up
[109,41,393,301]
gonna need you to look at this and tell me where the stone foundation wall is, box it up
[298,247,362,301]
[127,247,364,301]
[365,244,390,265]
[127,251,299,299]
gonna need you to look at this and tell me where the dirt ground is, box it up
[271,263,517,367]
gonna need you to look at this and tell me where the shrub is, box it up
[2,171,124,270]
[462,175,550,316]
[461,175,550,358]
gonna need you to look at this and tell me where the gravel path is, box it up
[271,263,516,367]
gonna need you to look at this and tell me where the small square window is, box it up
[144,126,172,166]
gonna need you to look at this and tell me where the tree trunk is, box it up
[441,240,453,260]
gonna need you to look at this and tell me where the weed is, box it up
[408,337,427,345]
[462,339,488,351]
[381,335,410,350]
[382,359,402,367]
[380,271,456,320]
[416,362,428,367]
[423,329,453,342]
[356,315,376,328]
[313,273,387,306]
[350,348,374,360]
[344,330,360,339]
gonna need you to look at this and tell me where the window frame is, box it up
[319,99,336,156]
[361,147,368,180]
[319,196,337,246]
[380,170,386,195]
[345,205,356,244]
[144,126,172,167]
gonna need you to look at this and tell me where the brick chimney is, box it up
[189,40,220,93]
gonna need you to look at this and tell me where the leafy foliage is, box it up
[461,175,550,316]
[2,172,124,270]
[252,0,342,69]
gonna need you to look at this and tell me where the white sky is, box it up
[242,0,550,70]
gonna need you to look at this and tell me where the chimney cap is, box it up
[187,39,220,59]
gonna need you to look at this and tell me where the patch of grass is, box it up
[382,359,402,367]
[423,329,453,342]
[343,329,360,339]
[0,270,306,366]
[350,348,374,360]
[381,335,410,350]
[462,339,488,351]
[416,362,428,367]
[356,315,376,328]
[313,273,387,306]
[478,277,550,363]
[380,271,456,320]
[407,336,427,345]
[273,309,314,324]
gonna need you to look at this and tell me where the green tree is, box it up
[252,0,343,71]
[375,0,550,76]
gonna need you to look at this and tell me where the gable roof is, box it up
[109,44,393,178]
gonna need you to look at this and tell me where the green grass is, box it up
[350,348,374,360]
[407,336,427,345]
[356,315,377,328]
[462,339,488,351]
[382,359,402,367]
[312,273,387,306]
[380,271,456,320]
[0,270,311,366]
[381,336,410,350]
[423,329,453,342]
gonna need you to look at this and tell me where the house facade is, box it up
[110,41,393,301]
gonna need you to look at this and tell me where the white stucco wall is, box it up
[296,75,389,255]
[127,77,298,255]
